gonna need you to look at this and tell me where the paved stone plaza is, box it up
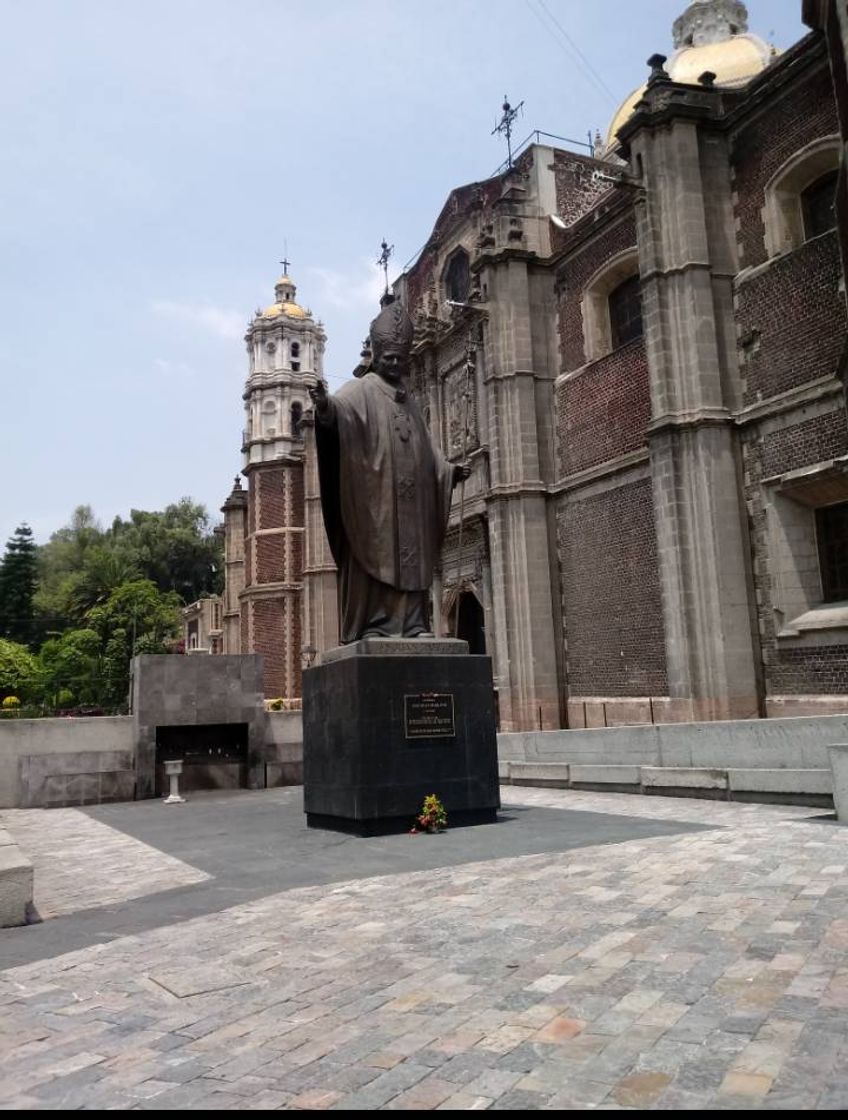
[1,787,847,1110]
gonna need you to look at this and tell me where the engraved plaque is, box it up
[404,692,456,739]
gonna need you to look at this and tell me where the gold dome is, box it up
[668,33,774,86]
[605,84,648,151]
[602,1,776,152]
[262,300,308,319]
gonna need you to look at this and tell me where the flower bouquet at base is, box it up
[411,793,448,834]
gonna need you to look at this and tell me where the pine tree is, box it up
[0,524,38,646]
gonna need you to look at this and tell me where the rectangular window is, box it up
[608,274,643,350]
[816,501,848,602]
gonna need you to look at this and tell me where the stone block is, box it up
[651,698,696,723]
[320,637,468,664]
[566,700,586,729]
[828,745,848,822]
[509,762,570,785]
[303,651,499,834]
[584,703,608,729]
[0,842,33,927]
[570,764,641,786]
[43,775,69,806]
[641,766,728,790]
[727,768,832,795]
[604,700,653,727]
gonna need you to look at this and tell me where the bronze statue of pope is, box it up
[309,297,469,643]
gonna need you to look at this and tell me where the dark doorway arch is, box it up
[456,591,485,654]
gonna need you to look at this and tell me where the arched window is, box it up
[801,170,837,242]
[444,249,470,303]
[291,341,300,357]
[762,136,840,256]
[580,247,641,361]
[290,400,303,434]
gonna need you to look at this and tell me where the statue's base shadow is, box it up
[306,807,499,838]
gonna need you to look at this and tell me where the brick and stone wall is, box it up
[737,233,846,406]
[242,462,306,698]
[556,339,650,477]
[729,39,848,714]
[732,53,838,270]
[557,478,668,700]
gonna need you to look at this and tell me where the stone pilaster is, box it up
[220,478,247,654]
[301,414,339,657]
[483,256,562,730]
[624,76,761,719]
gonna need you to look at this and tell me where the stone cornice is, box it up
[647,407,734,435]
[551,447,649,495]
[734,374,843,426]
[486,481,547,501]
[239,582,302,600]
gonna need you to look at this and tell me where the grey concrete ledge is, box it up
[319,638,469,663]
[500,761,834,807]
[0,827,33,928]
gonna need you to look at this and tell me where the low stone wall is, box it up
[498,714,848,805]
[0,708,307,810]
[0,717,134,810]
[265,710,304,786]
[499,714,848,770]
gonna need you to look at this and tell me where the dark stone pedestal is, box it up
[302,639,500,835]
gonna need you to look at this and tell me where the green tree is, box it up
[110,499,222,602]
[38,629,101,707]
[0,524,38,645]
[86,579,182,708]
[0,637,43,703]
[34,506,105,633]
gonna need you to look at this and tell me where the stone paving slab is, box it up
[0,807,209,919]
[0,788,710,967]
[0,788,846,1109]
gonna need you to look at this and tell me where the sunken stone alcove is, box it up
[131,654,267,800]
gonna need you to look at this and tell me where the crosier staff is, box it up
[453,341,474,638]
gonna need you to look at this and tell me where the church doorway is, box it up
[455,591,486,655]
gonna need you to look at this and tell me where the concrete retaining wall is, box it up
[499,714,848,771]
[0,717,134,810]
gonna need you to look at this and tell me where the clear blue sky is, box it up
[1,1,806,545]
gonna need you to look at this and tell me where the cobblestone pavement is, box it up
[0,808,210,919]
[1,788,847,1110]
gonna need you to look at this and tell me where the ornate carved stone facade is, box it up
[398,0,848,730]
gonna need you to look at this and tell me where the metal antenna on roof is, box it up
[492,95,524,169]
[377,239,394,298]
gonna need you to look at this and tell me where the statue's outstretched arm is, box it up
[308,380,337,428]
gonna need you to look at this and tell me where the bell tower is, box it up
[237,268,326,698]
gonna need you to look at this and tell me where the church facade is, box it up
[218,0,848,731]
[398,0,848,731]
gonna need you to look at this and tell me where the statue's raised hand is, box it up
[308,379,330,413]
[453,462,471,486]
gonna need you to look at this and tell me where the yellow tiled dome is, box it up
[602,1,777,153]
[262,301,307,319]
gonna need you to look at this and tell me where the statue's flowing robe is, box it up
[315,372,454,642]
